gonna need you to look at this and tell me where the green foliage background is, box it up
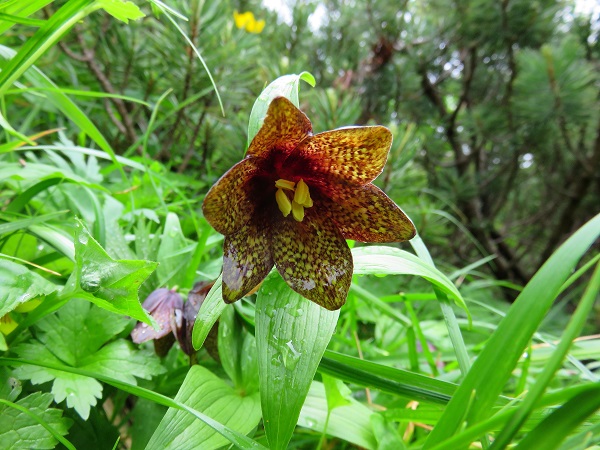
[0,0,599,449]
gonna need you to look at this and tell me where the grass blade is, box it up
[423,213,600,448]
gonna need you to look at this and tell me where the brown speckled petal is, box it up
[222,218,274,303]
[202,158,259,235]
[292,126,392,185]
[247,97,313,158]
[271,211,352,310]
[321,183,416,242]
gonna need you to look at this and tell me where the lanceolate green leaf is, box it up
[146,365,261,450]
[424,213,600,448]
[491,261,600,448]
[514,383,600,450]
[0,0,100,98]
[0,45,118,160]
[246,72,316,147]
[256,271,339,450]
[352,246,468,313]
[320,351,457,404]
[192,276,225,350]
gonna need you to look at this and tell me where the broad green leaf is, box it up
[424,212,600,448]
[514,383,600,450]
[192,276,226,349]
[0,260,58,318]
[156,213,197,288]
[145,365,261,450]
[256,271,339,450]
[352,246,468,313]
[0,392,73,450]
[62,219,157,324]
[247,72,316,147]
[98,0,144,23]
[298,381,377,450]
[12,301,164,419]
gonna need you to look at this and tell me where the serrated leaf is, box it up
[98,0,145,23]
[0,260,58,317]
[0,392,73,450]
[156,213,197,288]
[145,365,261,450]
[13,301,164,419]
[247,72,315,147]
[64,219,157,324]
[256,271,339,450]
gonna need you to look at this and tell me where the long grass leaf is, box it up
[423,213,600,448]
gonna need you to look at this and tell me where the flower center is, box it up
[275,178,313,222]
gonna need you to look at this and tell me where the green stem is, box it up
[410,235,471,376]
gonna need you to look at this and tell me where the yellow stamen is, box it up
[275,178,313,221]
[291,201,305,222]
[275,179,296,191]
[294,179,309,206]
[275,188,292,217]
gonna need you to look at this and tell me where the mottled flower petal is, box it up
[222,218,274,303]
[271,212,352,310]
[202,158,260,235]
[291,126,392,185]
[322,183,416,242]
[247,97,312,158]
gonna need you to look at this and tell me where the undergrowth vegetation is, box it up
[0,1,599,449]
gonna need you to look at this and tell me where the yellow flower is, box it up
[0,314,18,335]
[234,10,265,34]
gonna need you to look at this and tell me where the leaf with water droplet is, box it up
[63,218,157,325]
[256,271,339,449]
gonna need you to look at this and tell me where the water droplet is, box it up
[305,417,318,428]
[271,353,282,366]
[281,340,302,370]
[221,322,229,337]
[78,233,89,244]
[289,308,304,317]
[37,244,44,251]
